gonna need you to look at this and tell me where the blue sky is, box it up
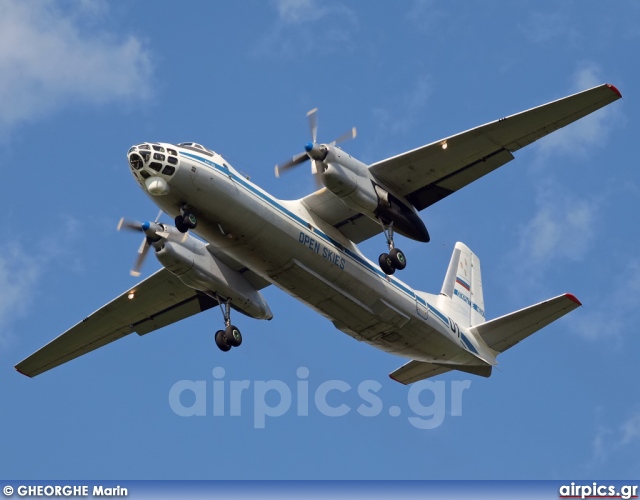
[1,0,638,480]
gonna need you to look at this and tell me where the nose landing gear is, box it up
[214,297,243,352]
[175,205,197,233]
[378,220,407,276]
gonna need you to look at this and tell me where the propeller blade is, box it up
[275,152,309,178]
[131,239,150,277]
[331,127,357,146]
[137,236,148,255]
[311,161,324,189]
[307,108,318,143]
[117,218,142,232]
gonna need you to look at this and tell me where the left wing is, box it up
[303,84,621,244]
[15,269,218,377]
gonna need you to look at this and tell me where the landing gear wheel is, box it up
[379,253,395,275]
[224,325,242,347]
[215,330,231,352]
[175,215,188,233]
[389,248,407,270]
[183,212,197,229]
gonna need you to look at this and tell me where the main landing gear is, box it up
[214,297,243,352]
[175,205,197,233]
[378,220,407,276]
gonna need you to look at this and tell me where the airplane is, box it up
[15,83,621,384]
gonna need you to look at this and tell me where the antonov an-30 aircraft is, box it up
[16,84,621,383]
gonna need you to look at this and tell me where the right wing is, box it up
[369,83,621,211]
[303,84,621,244]
[15,268,219,378]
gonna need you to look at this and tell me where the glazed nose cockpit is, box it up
[127,143,179,195]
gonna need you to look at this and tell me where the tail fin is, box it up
[441,242,486,327]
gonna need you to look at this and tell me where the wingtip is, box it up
[15,366,33,378]
[389,373,408,385]
[565,293,582,306]
[606,83,622,98]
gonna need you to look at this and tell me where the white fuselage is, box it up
[128,143,486,368]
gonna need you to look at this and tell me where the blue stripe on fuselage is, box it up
[460,333,479,354]
[179,150,452,331]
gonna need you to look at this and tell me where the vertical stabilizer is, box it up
[440,242,485,327]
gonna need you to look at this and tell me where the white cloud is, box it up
[535,63,621,159]
[516,180,597,264]
[620,410,640,446]
[0,0,152,132]
[570,258,640,342]
[0,215,81,346]
[519,11,581,45]
[254,0,358,58]
[275,0,327,24]
[406,0,446,34]
[0,245,40,329]
[588,409,640,469]
[371,74,433,136]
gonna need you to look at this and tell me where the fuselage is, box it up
[126,142,487,367]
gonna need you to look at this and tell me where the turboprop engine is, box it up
[155,238,272,320]
[118,217,272,320]
[274,108,430,243]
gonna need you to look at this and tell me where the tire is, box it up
[215,330,231,352]
[389,248,407,270]
[184,212,197,229]
[378,253,395,275]
[224,325,242,347]
[175,215,188,233]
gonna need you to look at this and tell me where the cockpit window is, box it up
[153,153,165,161]
[149,162,162,172]
[129,153,144,170]
[152,145,165,152]
[167,156,178,165]
[167,148,177,156]
[138,144,150,150]
[177,142,215,157]
[162,165,176,176]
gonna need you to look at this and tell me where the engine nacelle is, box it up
[323,162,378,213]
[155,239,273,320]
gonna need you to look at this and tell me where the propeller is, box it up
[117,210,185,276]
[274,108,357,185]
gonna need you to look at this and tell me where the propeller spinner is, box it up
[274,108,356,184]
[117,210,185,276]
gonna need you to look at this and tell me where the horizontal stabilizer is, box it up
[389,359,492,384]
[468,293,581,353]
[389,360,452,385]
[432,362,492,378]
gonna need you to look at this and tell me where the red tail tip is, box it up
[565,293,582,306]
[606,83,622,98]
